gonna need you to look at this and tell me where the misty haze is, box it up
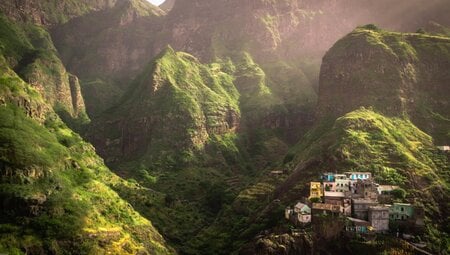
[0,0,449,254]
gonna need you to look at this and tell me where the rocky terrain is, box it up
[0,0,449,254]
[318,25,450,144]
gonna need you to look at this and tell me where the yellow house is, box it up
[309,182,323,199]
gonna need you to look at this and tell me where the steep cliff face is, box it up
[317,25,450,143]
[0,14,88,124]
[164,0,450,62]
[51,0,165,115]
[52,0,164,82]
[0,53,173,254]
[89,47,241,166]
[0,0,121,26]
[239,233,312,255]
[180,108,449,254]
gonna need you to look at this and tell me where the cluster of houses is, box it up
[285,172,424,236]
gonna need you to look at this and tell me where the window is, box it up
[401,207,404,212]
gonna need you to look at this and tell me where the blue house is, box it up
[322,172,336,182]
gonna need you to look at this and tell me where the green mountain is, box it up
[187,108,449,254]
[0,58,172,255]
[173,27,450,254]
[0,0,121,26]
[0,14,88,127]
[51,0,164,116]
[0,0,449,255]
[317,25,450,144]
[0,9,172,255]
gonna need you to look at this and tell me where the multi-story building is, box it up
[335,174,350,192]
[323,181,337,192]
[345,172,372,181]
[368,206,389,232]
[355,179,378,200]
[309,182,323,199]
[389,203,414,221]
[324,191,351,216]
[352,199,378,221]
[294,202,311,225]
[345,217,371,234]
[322,172,336,182]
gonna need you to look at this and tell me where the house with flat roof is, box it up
[345,172,372,181]
[355,179,378,200]
[352,199,378,221]
[345,217,372,234]
[323,181,337,192]
[312,203,342,219]
[377,185,400,195]
[335,178,351,192]
[368,205,389,232]
[437,145,450,151]
[389,203,414,221]
[324,192,351,216]
[309,182,323,199]
[322,172,336,182]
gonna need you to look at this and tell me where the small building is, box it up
[294,202,311,214]
[389,203,414,221]
[285,203,311,226]
[345,217,372,234]
[368,205,389,232]
[312,203,342,219]
[309,182,323,199]
[285,207,293,220]
[355,179,378,200]
[437,145,450,151]
[334,174,348,181]
[294,202,311,224]
[377,185,400,195]
[335,178,351,192]
[345,172,372,181]
[324,192,352,216]
[322,172,336,182]
[323,181,337,192]
[352,199,378,221]
[270,170,284,176]
[324,191,346,205]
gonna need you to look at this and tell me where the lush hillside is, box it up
[317,25,450,144]
[51,0,164,116]
[0,1,449,255]
[0,57,173,254]
[183,108,449,254]
[0,12,173,255]
[0,0,123,26]
[0,14,88,126]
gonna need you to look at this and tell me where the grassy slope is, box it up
[88,47,298,252]
[50,0,165,116]
[286,108,449,253]
[318,25,450,144]
[0,20,173,255]
[181,108,449,254]
[0,14,89,126]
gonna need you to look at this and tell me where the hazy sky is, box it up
[147,0,165,6]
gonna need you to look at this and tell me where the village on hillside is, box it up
[285,171,426,246]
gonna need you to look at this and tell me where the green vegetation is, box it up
[0,27,172,253]
[319,25,450,144]
[0,13,88,126]
[0,103,173,254]
[287,108,449,252]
